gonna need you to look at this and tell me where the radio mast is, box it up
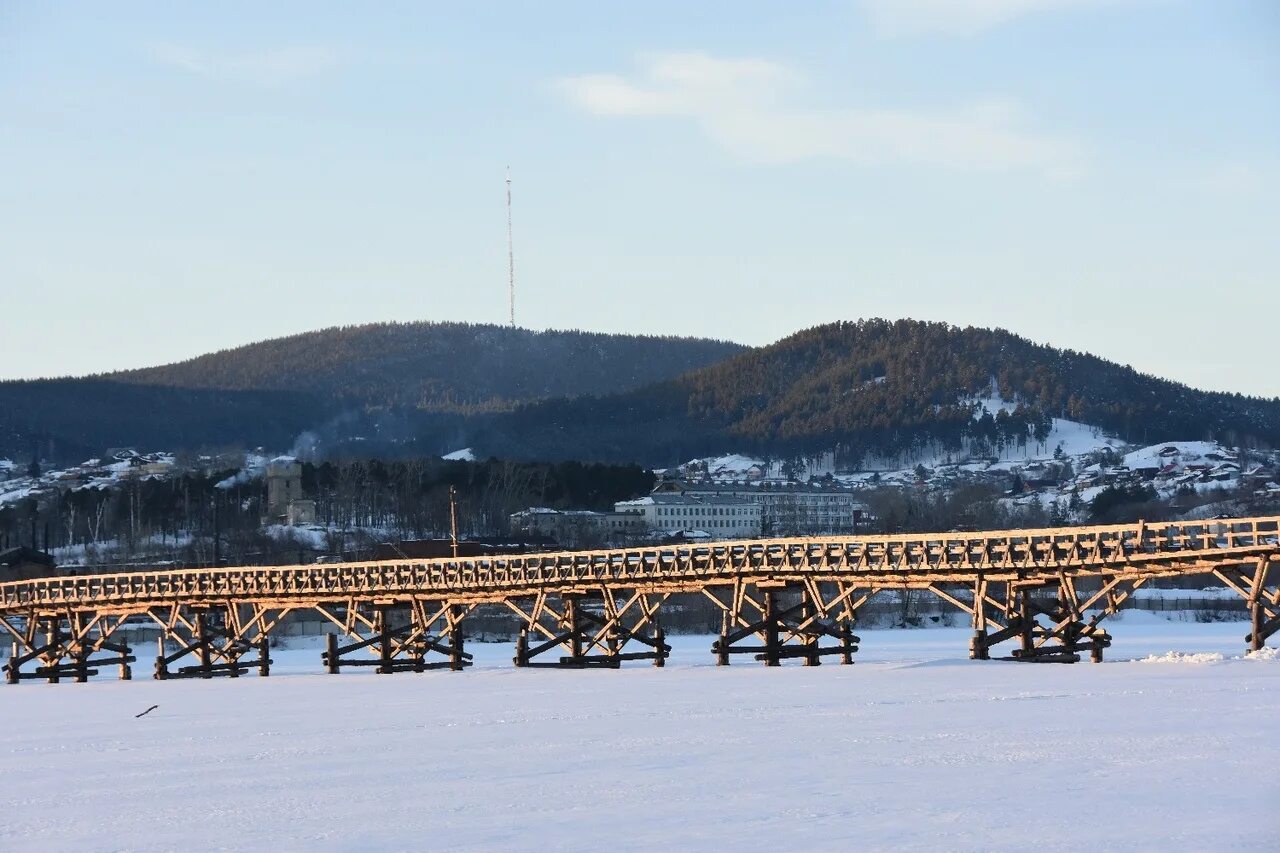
[506,166,515,328]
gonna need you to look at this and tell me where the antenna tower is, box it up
[506,166,515,327]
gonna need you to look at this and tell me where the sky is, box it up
[2,1,1278,396]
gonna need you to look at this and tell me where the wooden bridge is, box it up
[3,516,1277,683]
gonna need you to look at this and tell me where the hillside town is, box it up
[5,429,1279,568]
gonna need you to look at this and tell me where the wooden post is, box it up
[325,632,339,674]
[73,644,89,683]
[120,640,132,681]
[970,577,990,660]
[840,622,854,665]
[6,640,19,684]
[196,612,212,679]
[258,636,271,677]
[1248,557,1269,653]
[155,635,168,680]
[376,606,392,674]
[763,589,780,667]
[514,625,529,667]
[449,605,465,672]
[565,596,583,662]
[1018,588,1034,659]
[802,592,819,667]
[716,610,729,666]
[45,619,61,684]
[1251,599,1264,653]
[653,625,666,668]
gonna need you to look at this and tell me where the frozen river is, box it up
[1,614,1276,851]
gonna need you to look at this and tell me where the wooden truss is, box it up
[318,599,473,674]
[705,580,861,666]
[508,589,669,668]
[2,609,136,684]
[150,603,288,679]
[929,573,1148,663]
[1213,557,1279,652]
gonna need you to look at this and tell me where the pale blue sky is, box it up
[2,1,1278,395]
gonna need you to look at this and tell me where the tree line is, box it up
[0,458,654,567]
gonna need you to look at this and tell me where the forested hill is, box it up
[473,319,1280,465]
[107,322,747,412]
[7,319,1277,467]
[0,324,745,461]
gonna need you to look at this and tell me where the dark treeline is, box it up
[0,458,654,566]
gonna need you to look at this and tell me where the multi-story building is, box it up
[652,478,870,535]
[509,507,646,545]
[613,493,762,539]
[263,456,317,526]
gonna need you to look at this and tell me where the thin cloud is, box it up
[557,52,1084,179]
[151,43,339,86]
[859,0,1118,37]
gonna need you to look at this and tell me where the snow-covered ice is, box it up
[0,621,1275,851]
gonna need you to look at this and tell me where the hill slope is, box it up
[0,323,747,461]
[108,322,748,412]
[471,319,1280,465]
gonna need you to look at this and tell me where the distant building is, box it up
[653,478,870,535]
[263,457,317,526]
[614,493,762,538]
[509,507,645,544]
[0,547,57,581]
[372,538,556,561]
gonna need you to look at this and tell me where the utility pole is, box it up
[506,166,515,328]
[449,485,459,558]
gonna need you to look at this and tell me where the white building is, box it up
[613,493,762,539]
[653,479,870,536]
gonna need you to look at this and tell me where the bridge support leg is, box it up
[707,581,860,667]
[317,600,473,674]
[376,606,394,674]
[150,604,278,680]
[448,605,466,672]
[933,577,1128,664]
[971,577,990,660]
[1215,557,1280,654]
[505,590,669,668]
[716,611,730,666]
[762,590,781,667]
[43,619,62,684]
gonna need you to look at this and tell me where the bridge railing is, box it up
[3,516,1278,612]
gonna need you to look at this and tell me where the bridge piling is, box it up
[710,582,858,666]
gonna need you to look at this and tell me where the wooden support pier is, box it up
[708,580,860,666]
[318,600,473,674]
[510,590,670,668]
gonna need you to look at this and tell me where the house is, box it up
[0,546,57,581]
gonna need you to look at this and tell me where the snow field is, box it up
[0,623,1276,852]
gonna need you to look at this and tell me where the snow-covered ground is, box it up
[1,617,1275,851]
